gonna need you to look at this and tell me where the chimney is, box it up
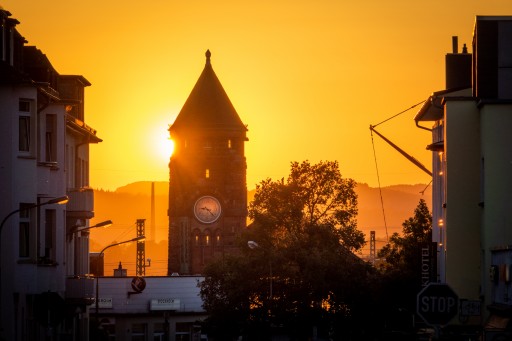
[445,36,472,89]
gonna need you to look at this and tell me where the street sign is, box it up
[417,283,459,325]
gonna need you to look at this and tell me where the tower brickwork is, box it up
[167,51,248,275]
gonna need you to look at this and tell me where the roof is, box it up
[415,87,472,122]
[171,50,247,134]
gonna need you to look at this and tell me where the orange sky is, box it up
[4,1,512,191]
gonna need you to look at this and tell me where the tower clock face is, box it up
[194,196,222,224]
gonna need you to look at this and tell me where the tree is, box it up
[378,198,432,276]
[377,199,433,333]
[248,160,364,252]
[200,160,377,340]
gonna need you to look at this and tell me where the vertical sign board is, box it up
[420,242,438,287]
[417,283,458,325]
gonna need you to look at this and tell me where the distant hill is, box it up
[89,181,432,275]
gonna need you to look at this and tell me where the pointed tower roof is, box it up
[171,50,247,134]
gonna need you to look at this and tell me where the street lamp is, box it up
[95,235,146,318]
[67,219,113,277]
[67,219,113,237]
[0,195,69,337]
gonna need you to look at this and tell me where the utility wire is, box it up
[370,129,389,242]
[372,100,426,128]
[369,99,427,243]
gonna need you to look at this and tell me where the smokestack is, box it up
[151,182,155,241]
[452,36,458,54]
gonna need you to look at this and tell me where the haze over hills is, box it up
[90,181,432,276]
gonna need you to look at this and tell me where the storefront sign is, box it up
[150,298,180,311]
[98,297,113,309]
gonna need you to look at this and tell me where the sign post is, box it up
[417,283,459,325]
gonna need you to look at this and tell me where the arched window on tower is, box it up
[193,230,200,247]
[215,230,221,246]
[204,230,211,246]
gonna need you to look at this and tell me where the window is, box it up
[19,203,32,258]
[204,140,212,149]
[153,323,166,341]
[19,100,30,112]
[44,209,56,261]
[45,115,56,162]
[131,323,147,341]
[204,232,210,246]
[205,169,210,178]
[19,116,30,152]
[227,139,232,148]
[18,100,33,154]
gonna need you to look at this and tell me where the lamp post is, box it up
[0,195,69,337]
[67,219,113,237]
[95,235,145,318]
[68,219,113,277]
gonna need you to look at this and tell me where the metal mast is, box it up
[370,231,376,265]
[136,219,146,276]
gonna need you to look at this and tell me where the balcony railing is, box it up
[66,276,95,305]
[67,188,94,218]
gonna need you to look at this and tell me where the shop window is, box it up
[131,323,147,341]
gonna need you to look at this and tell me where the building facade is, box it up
[0,8,101,340]
[168,50,248,275]
[415,17,512,337]
[94,276,207,341]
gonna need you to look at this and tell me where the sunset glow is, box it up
[4,1,512,191]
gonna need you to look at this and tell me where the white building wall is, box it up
[444,99,481,301]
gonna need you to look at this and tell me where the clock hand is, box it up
[201,207,215,216]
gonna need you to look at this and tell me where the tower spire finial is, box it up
[205,49,211,65]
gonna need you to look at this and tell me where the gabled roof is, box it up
[171,50,247,134]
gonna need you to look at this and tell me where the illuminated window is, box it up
[205,169,210,178]
[195,234,199,246]
[228,139,232,148]
[205,234,210,246]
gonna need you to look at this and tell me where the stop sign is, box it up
[417,283,459,325]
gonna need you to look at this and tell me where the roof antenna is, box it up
[205,49,211,65]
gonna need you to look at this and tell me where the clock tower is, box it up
[167,50,248,275]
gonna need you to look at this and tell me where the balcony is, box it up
[67,188,94,219]
[66,276,95,305]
